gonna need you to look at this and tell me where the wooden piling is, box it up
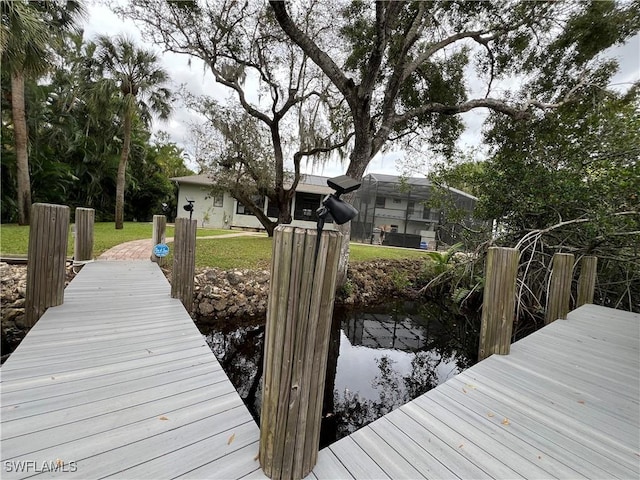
[576,256,598,308]
[151,214,167,266]
[171,218,196,311]
[478,247,520,361]
[25,203,70,327]
[260,226,342,480]
[545,252,575,324]
[74,207,94,263]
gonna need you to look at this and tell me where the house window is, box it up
[267,198,291,219]
[213,194,223,207]
[407,201,415,216]
[294,192,322,221]
[375,196,385,208]
[422,207,431,220]
[267,200,279,219]
[392,198,402,204]
[236,196,264,215]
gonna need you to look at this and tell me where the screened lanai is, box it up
[350,173,477,249]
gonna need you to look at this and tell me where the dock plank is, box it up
[437,378,632,479]
[328,436,390,479]
[350,427,425,479]
[367,417,459,480]
[309,447,355,480]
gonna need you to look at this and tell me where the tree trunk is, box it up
[276,189,294,225]
[11,70,32,225]
[115,110,132,230]
[236,191,277,236]
[334,144,371,286]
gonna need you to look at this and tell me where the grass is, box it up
[0,222,231,257]
[350,243,430,263]
[168,237,429,270]
[1,222,429,269]
[168,236,275,270]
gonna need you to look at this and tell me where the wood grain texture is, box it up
[25,203,70,327]
[545,253,575,324]
[259,227,341,480]
[171,217,197,311]
[151,214,167,266]
[478,247,520,360]
[576,255,598,307]
[73,207,94,262]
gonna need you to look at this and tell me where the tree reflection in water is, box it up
[197,300,478,448]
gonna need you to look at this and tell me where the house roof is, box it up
[169,172,477,200]
[169,174,215,186]
[169,173,333,195]
[364,173,477,201]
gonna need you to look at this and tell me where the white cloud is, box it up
[607,33,640,90]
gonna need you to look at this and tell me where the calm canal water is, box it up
[197,300,478,448]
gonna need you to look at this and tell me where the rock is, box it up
[188,258,426,322]
[214,299,228,311]
[1,308,22,323]
[226,271,244,285]
[199,301,214,316]
[14,313,29,330]
[236,293,247,307]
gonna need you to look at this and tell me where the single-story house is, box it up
[169,173,334,231]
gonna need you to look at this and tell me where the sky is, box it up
[82,2,640,178]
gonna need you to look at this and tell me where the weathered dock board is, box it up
[1,261,262,479]
[312,304,640,479]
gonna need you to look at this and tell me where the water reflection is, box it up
[197,300,477,448]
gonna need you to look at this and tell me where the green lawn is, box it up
[179,236,275,270]
[350,243,430,263]
[1,222,428,269]
[166,237,429,270]
[0,222,231,257]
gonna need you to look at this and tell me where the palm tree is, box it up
[0,0,84,225]
[95,35,172,229]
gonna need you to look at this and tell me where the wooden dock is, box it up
[312,304,640,479]
[1,262,262,479]
[2,261,638,479]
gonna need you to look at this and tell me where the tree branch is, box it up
[400,29,487,83]
[359,1,402,96]
[395,98,535,124]
[294,131,355,161]
[269,1,357,104]
[515,211,639,250]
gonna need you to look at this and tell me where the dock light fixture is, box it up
[183,197,195,221]
[317,175,361,226]
[313,175,361,260]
